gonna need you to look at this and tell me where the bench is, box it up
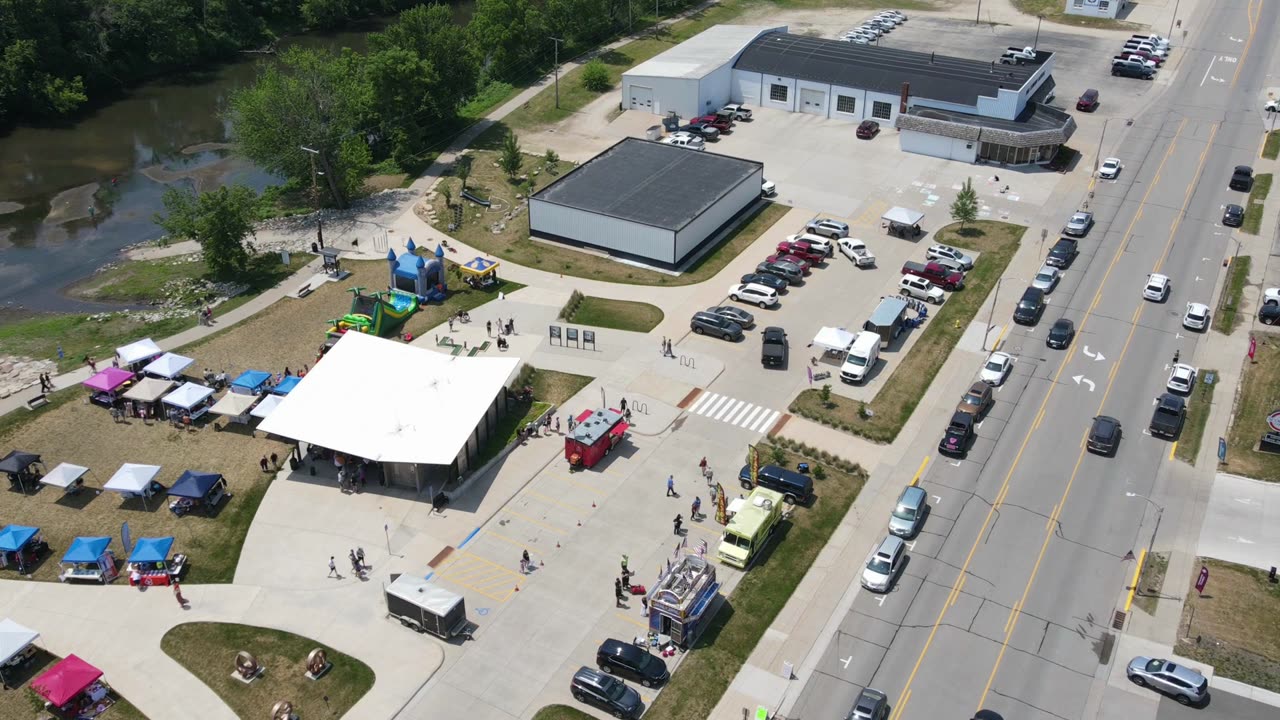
[450,345,463,356]
[25,394,48,410]
[467,346,480,357]
[297,283,314,298]
[477,341,491,352]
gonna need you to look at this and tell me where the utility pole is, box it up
[1094,119,1109,177]
[983,277,1020,351]
[1168,0,1181,37]
[1034,15,1043,49]
[975,0,982,25]
[301,145,320,210]
[550,37,565,109]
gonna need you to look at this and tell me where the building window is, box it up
[1099,0,1109,9]
[871,101,892,120]
[836,95,857,114]
[770,84,788,102]
[1072,0,1083,6]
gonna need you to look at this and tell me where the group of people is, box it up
[489,317,517,337]
[614,558,640,607]
[327,548,368,579]
[37,373,54,394]
[658,337,675,358]
[196,306,215,326]
[517,413,560,443]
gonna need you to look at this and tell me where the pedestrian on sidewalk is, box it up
[270,452,279,470]
[660,337,667,355]
[510,318,516,334]
[621,566,633,588]
[520,550,530,574]
[487,320,493,337]
[691,496,701,520]
[448,317,455,332]
[554,416,561,434]
[666,475,676,497]
[328,556,338,578]
[357,547,366,570]
[172,582,188,608]
[620,397,628,414]
[84,356,97,373]
[614,578,625,606]
[259,456,270,472]
[699,456,707,475]
[672,514,683,535]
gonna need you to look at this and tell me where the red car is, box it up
[775,241,824,264]
[692,114,732,133]
[856,120,880,139]
[766,253,812,274]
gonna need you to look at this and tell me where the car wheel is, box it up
[758,301,768,309]
[694,326,704,335]
[1128,674,1146,687]
[613,711,625,719]
[641,678,655,688]
[929,296,941,305]
[784,493,798,505]
[573,691,588,702]
[740,480,753,491]
[1175,695,1193,706]
[899,289,911,298]
[722,332,732,341]
[730,294,740,301]
[600,663,613,674]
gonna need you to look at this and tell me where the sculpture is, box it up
[305,648,331,679]
[271,700,296,720]
[233,651,263,683]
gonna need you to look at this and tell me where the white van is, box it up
[840,331,880,384]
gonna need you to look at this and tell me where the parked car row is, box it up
[839,9,906,45]
[662,103,754,151]
[569,636,674,718]
[1112,34,1172,78]
[895,243,972,307]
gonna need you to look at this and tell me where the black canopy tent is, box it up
[0,452,42,494]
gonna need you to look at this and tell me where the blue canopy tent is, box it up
[127,537,173,564]
[230,370,272,395]
[0,525,46,573]
[0,526,38,552]
[61,537,111,564]
[168,471,228,516]
[127,536,183,587]
[272,376,301,395]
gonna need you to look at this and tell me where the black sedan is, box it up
[1087,415,1122,456]
[740,272,788,292]
[1223,203,1244,227]
[1047,318,1075,349]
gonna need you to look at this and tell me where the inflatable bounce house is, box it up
[387,239,447,303]
[327,287,418,338]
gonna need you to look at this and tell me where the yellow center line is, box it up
[910,457,930,486]
[685,521,722,537]
[975,121,1222,712]
[1231,0,1259,88]
[888,118,1189,720]
[615,612,650,630]
[1124,549,1148,613]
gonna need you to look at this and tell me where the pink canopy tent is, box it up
[31,654,102,706]
[82,368,135,394]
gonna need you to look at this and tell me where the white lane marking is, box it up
[753,410,780,433]
[715,399,744,421]
[700,395,729,417]
[729,403,755,425]
[1201,56,1217,87]
[738,405,763,428]
[689,392,714,414]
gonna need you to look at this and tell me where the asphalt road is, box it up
[788,1,1280,719]
[1158,691,1278,720]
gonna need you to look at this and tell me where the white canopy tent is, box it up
[250,394,284,419]
[0,618,39,665]
[142,352,194,379]
[162,383,215,411]
[259,332,519,466]
[122,378,175,403]
[882,207,924,226]
[116,338,163,366]
[209,393,258,418]
[103,463,161,496]
[40,463,90,490]
[812,326,857,353]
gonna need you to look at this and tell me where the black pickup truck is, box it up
[761,326,787,367]
[1045,237,1079,268]
[1149,393,1186,439]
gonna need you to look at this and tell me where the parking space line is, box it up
[614,612,650,630]
[525,489,592,515]
[435,552,524,602]
[481,529,535,551]
[504,509,567,534]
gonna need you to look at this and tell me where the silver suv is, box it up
[1126,657,1208,705]
[888,485,927,538]
[805,218,850,239]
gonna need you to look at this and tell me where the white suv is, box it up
[728,282,778,308]
[1143,273,1170,302]
[899,275,945,304]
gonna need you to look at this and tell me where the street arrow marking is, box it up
[1229,36,1243,42]
[1083,346,1106,362]
[840,655,853,669]
[1210,76,1225,83]
[1073,375,1096,391]
[1227,536,1256,544]
[877,596,886,606]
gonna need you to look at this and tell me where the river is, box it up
[0,4,474,314]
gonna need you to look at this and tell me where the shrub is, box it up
[581,60,612,92]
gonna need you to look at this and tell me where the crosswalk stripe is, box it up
[715,399,743,421]
[753,410,780,433]
[688,392,714,414]
[729,403,754,425]
[702,395,729,417]
[738,405,762,427]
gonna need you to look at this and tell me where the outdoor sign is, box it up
[1268,410,1280,433]
[715,483,727,525]
[1248,335,1257,361]
[1195,565,1210,595]
[1218,437,1227,463]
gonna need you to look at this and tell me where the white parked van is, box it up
[840,331,880,384]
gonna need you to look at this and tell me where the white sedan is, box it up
[728,282,778,308]
[1098,157,1122,179]
[1166,364,1197,394]
[1143,273,1171,302]
[1183,302,1210,330]
[980,351,1014,386]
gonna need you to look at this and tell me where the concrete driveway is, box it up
[1196,472,1280,571]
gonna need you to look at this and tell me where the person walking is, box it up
[672,514,683,535]
[660,337,667,355]
[328,556,338,578]
[486,320,493,337]
[691,496,702,520]
[448,317,455,332]
[259,456,270,472]
[620,397,628,414]
[699,456,708,476]
[356,547,366,570]
[554,416,561,434]
[172,582,188,608]
[666,475,676,497]
[85,356,97,373]
[270,453,279,470]
[614,578,625,607]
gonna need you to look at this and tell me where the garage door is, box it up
[800,88,825,116]
[629,86,654,112]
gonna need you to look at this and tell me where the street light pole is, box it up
[300,145,320,210]
[1094,118,1110,177]
[550,37,565,109]
[983,277,1022,351]
[1034,15,1043,49]
[975,0,982,25]
[1125,492,1165,559]
[1168,0,1181,37]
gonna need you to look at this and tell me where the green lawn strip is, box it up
[474,367,594,469]
[1264,131,1280,161]
[1,252,314,373]
[0,648,146,720]
[1174,368,1217,465]
[1010,0,1142,28]
[1178,558,1280,692]
[161,622,374,719]
[790,221,1025,443]
[1224,331,1280,481]
[637,444,864,720]
[562,295,665,332]
[1242,173,1272,235]
[1213,256,1251,335]
[532,707,594,720]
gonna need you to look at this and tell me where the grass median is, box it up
[1242,173,1272,235]
[791,221,1026,443]
[162,622,374,719]
[1178,558,1280,692]
[1265,131,1280,161]
[1174,368,1217,465]
[559,291,665,332]
[1224,331,1280,480]
[1213,256,1251,335]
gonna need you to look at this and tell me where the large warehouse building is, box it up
[528,138,764,267]
[622,25,783,118]
[622,26,1074,165]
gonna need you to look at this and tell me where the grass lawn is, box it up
[560,294,664,333]
[532,707,593,720]
[1010,0,1141,28]
[791,221,1025,443]
[0,252,313,373]
[1224,331,1280,481]
[1265,131,1280,161]
[1132,551,1169,616]
[430,150,790,286]
[1242,173,1272,235]
[474,368,594,472]
[0,648,146,720]
[1213,256,1251,335]
[161,623,374,719]
[1175,369,1217,465]
[1178,558,1280,692]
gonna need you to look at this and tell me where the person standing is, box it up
[520,550,530,574]
[672,514,683,535]
[356,547,366,570]
[691,497,702,520]
[328,556,338,578]
[620,397,628,414]
[699,456,708,476]
[666,475,676,497]
[270,453,279,470]
[614,578,624,607]
[486,320,493,337]
[260,456,270,473]
[172,582,188,608]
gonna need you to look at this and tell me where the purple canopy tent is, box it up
[82,368,135,401]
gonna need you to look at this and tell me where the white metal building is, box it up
[529,138,764,267]
[1064,0,1127,20]
[621,25,784,118]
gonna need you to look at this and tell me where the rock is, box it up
[0,362,13,374]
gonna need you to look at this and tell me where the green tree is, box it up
[454,155,473,192]
[229,47,370,209]
[769,444,786,466]
[498,131,523,180]
[950,178,978,230]
[154,185,258,279]
[580,59,611,92]
[819,383,832,407]
[469,0,549,83]
[300,0,353,30]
